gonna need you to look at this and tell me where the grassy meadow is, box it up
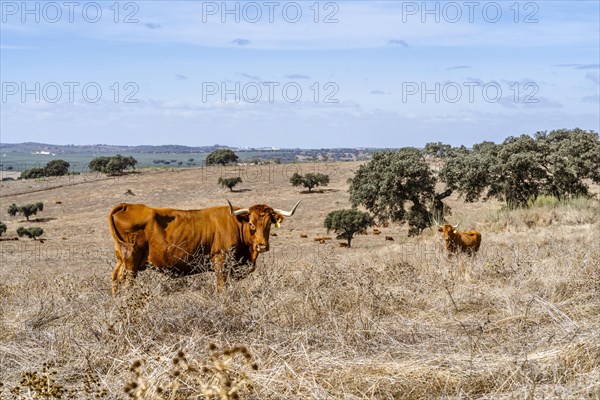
[0,162,598,399]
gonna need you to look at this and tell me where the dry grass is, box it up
[0,162,599,399]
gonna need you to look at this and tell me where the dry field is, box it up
[0,162,599,399]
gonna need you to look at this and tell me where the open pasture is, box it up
[0,162,598,399]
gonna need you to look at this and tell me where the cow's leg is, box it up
[111,245,130,294]
[124,248,147,288]
[111,257,126,294]
[123,266,138,288]
[112,242,144,292]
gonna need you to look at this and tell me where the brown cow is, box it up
[108,200,300,293]
[438,223,481,256]
[385,236,394,241]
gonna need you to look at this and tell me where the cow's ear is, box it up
[272,213,284,227]
[235,213,250,222]
[437,227,443,232]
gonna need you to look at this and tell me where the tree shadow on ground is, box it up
[300,189,339,194]
[19,217,57,223]
[230,188,252,193]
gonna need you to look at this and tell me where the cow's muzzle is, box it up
[255,243,269,253]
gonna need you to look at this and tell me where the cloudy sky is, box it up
[1,1,598,148]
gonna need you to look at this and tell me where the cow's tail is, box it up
[108,204,131,254]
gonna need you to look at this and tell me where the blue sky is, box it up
[1,0,598,148]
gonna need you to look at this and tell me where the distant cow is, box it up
[300,234,308,238]
[385,236,394,241]
[313,236,332,242]
[372,228,381,235]
[108,200,300,293]
[438,223,481,256]
[338,242,348,248]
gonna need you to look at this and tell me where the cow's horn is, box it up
[274,200,301,217]
[452,221,460,229]
[227,199,249,216]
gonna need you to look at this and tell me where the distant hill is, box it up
[0,142,231,154]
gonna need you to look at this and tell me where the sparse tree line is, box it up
[14,155,138,180]
[2,202,46,240]
[153,158,196,166]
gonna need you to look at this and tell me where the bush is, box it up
[17,226,44,240]
[44,160,70,176]
[324,209,374,247]
[21,168,46,179]
[89,155,137,175]
[8,202,43,221]
[21,160,70,179]
[290,172,329,192]
[0,221,6,237]
[528,195,560,208]
[218,177,242,191]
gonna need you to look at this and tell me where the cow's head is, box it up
[438,222,460,242]
[228,200,301,253]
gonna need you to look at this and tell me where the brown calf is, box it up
[438,223,481,256]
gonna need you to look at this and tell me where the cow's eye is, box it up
[249,222,256,231]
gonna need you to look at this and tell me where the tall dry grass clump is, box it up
[484,195,600,231]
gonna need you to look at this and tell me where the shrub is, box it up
[218,177,242,191]
[89,155,137,175]
[17,226,44,240]
[8,202,44,221]
[324,209,374,247]
[290,172,329,192]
